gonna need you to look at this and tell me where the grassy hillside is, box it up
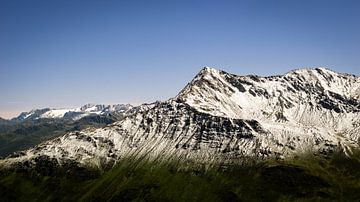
[1,150,360,201]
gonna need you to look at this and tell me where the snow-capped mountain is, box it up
[1,67,360,169]
[11,104,133,122]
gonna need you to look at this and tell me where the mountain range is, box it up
[7,103,133,122]
[1,67,360,201]
[0,104,133,158]
[1,67,359,168]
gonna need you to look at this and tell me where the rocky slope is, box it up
[1,67,359,169]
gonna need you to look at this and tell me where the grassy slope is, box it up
[1,150,360,202]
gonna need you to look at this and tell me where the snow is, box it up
[2,67,360,169]
[41,109,74,118]
[23,112,33,119]
[17,104,133,121]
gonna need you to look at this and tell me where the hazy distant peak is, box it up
[10,103,133,122]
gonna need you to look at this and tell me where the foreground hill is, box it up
[1,149,360,201]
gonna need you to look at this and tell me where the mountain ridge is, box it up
[8,103,133,122]
[1,67,359,170]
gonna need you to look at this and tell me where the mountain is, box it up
[1,67,359,170]
[175,67,360,156]
[0,104,133,158]
[1,67,360,201]
[10,104,133,122]
[0,118,9,125]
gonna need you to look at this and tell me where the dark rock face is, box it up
[112,101,273,161]
[223,74,247,93]
[317,91,360,113]
[33,155,59,176]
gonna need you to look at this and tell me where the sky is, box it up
[1,0,360,119]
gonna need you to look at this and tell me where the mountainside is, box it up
[1,67,359,170]
[0,104,133,158]
[10,104,133,122]
[0,114,123,158]
[0,118,10,125]
[176,67,360,156]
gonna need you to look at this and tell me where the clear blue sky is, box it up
[1,0,359,118]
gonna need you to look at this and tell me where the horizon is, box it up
[1,0,360,119]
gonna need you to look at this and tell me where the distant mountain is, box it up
[10,104,133,122]
[0,104,133,157]
[0,117,9,125]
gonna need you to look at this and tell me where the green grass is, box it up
[1,150,360,201]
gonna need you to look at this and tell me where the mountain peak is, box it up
[202,66,218,71]
[196,66,221,78]
[80,103,96,111]
[176,66,360,120]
